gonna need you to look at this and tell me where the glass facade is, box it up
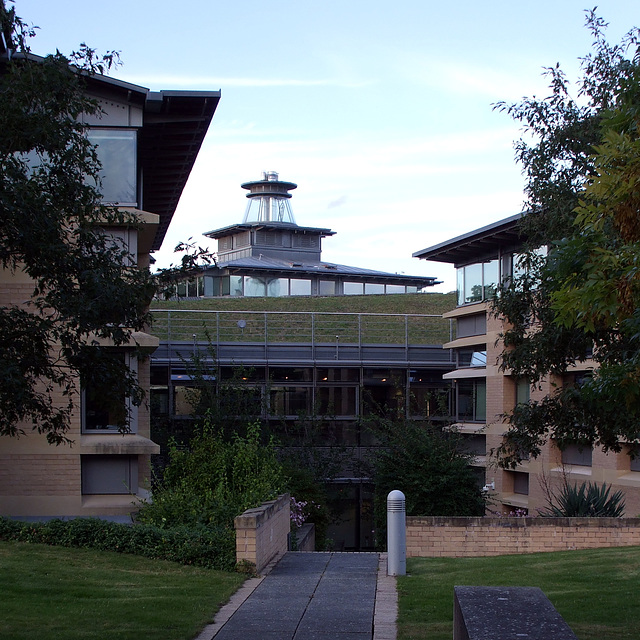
[176,274,424,299]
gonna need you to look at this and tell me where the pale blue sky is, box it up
[16,0,639,291]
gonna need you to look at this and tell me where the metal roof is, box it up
[204,221,336,239]
[412,213,526,266]
[205,255,439,286]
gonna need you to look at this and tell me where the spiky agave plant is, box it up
[539,481,625,517]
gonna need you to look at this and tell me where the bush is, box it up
[0,517,236,570]
[539,481,626,517]
[138,418,285,531]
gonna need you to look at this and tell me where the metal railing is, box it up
[150,309,454,348]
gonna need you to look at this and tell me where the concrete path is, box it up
[196,552,397,640]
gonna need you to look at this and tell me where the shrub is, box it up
[0,517,236,570]
[539,481,626,517]
[137,418,285,529]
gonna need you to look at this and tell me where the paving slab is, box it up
[202,552,394,640]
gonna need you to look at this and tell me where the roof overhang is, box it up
[204,221,336,240]
[205,261,439,287]
[412,213,526,266]
[139,90,220,250]
[1,49,220,253]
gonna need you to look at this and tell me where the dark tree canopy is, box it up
[492,11,640,468]
[0,3,160,443]
[369,417,486,539]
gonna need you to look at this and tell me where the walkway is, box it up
[196,552,397,640]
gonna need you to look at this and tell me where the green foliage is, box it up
[368,418,485,545]
[539,481,626,518]
[138,418,285,532]
[0,5,214,442]
[0,516,236,570]
[0,4,157,442]
[492,11,640,467]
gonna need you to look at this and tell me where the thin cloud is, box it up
[328,195,348,209]
[120,73,375,89]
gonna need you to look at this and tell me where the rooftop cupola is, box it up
[241,171,298,224]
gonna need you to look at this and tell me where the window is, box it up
[386,285,406,294]
[516,379,530,405]
[82,455,138,495]
[457,349,487,368]
[319,280,336,296]
[82,353,137,433]
[513,471,529,495]
[316,387,357,416]
[456,379,486,422]
[229,275,243,296]
[457,313,486,337]
[461,434,486,456]
[267,278,288,296]
[270,387,312,416]
[290,279,311,296]
[100,227,137,266]
[344,282,364,295]
[365,283,384,295]
[456,258,500,306]
[244,276,266,297]
[87,129,137,205]
[317,368,360,382]
[561,443,592,467]
[270,368,313,382]
[203,276,219,297]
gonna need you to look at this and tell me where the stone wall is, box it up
[235,493,290,574]
[407,516,640,557]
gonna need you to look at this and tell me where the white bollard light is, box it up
[387,489,406,576]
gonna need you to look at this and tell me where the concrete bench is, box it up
[454,586,578,640]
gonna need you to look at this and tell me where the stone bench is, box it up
[454,586,578,640]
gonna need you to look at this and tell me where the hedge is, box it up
[0,516,236,571]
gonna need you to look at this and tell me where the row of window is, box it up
[175,275,420,298]
[456,250,547,307]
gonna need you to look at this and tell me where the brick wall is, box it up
[407,516,640,557]
[234,493,290,574]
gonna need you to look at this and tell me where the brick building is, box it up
[0,57,219,521]
[414,214,640,517]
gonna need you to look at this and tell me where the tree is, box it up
[492,11,640,467]
[368,417,486,545]
[0,3,157,443]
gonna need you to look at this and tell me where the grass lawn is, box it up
[150,293,457,344]
[151,292,457,316]
[0,541,245,640]
[398,547,640,640]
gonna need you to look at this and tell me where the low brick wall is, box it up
[407,516,640,558]
[235,493,290,574]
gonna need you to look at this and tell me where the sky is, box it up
[14,0,640,292]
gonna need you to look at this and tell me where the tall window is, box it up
[516,378,530,405]
[82,353,137,433]
[87,129,137,205]
[456,379,486,422]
